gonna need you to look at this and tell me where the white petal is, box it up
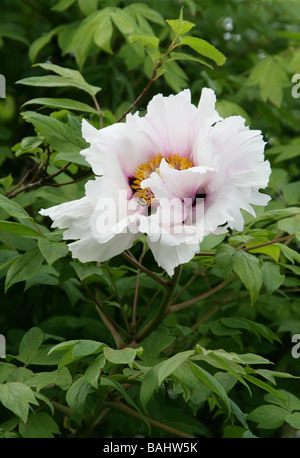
[147,236,200,276]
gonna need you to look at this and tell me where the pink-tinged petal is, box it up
[136,89,198,157]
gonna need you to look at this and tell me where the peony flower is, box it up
[40,88,271,276]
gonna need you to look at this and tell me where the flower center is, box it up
[130,153,194,206]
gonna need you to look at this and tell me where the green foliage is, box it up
[0,0,300,439]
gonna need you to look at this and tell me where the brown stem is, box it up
[81,281,129,346]
[122,251,168,289]
[104,401,196,438]
[135,286,162,329]
[116,66,157,123]
[169,275,234,313]
[92,95,103,129]
[5,162,39,198]
[131,269,140,328]
[243,234,294,251]
[104,261,131,333]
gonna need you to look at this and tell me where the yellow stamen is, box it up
[131,153,194,206]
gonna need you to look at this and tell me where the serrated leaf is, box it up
[167,18,195,36]
[129,35,159,48]
[180,36,226,66]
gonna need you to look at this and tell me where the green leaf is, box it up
[0,221,41,237]
[18,63,101,98]
[23,98,98,114]
[21,111,88,157]
[94,13,113,53]
[140,364,161,411]
[243,374,285,398]
[261,262,285,295]
[140,327,176,362]
[167,18,195,36]
[247,405,287,429]
[103,347,136,369]
[167,51,213,69]
[129,35,159,48]
[247,56,289,107]
[78,0,98,16]
[101,376,150,434]
[38,238,69,265]
[129,3,164,26]
[232,251,262,305]
[285,412,300,429]
[0,363,18,384]
[0,382,38,423]
[278,215,300,241]
[0,194,31,219]
[157,350,195,386]
[215,100,251,126]
[110,8,136,35]
[51,0,77,11]
[279,244,300,264]
[18,327,44,365]
[5,249,44,292]
[72,340,104,358]
[28,27,61,63]
[189,361,231,416]
[84,354,106,388]
[25,368,72,391]
[180,36,226,66]
[215,245,236,279]
[66,376,96,415]
[19,412,60,438]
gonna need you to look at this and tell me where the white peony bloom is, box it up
[40,88,271,276]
